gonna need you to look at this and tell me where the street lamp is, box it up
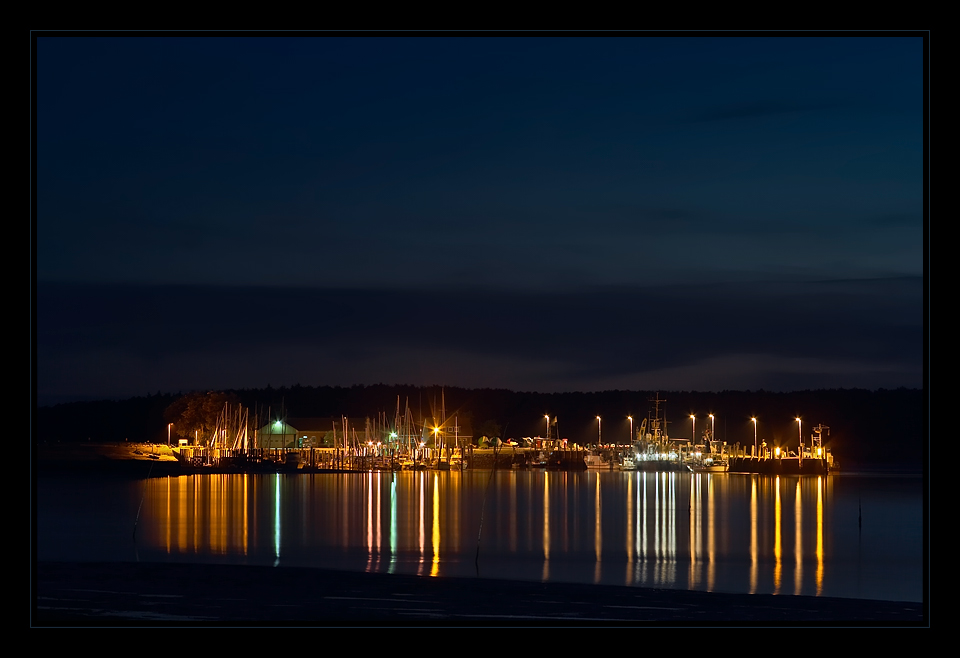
[795,417,802,464]
[597,416,601,446]
[545,415,550,441]
[751,417,757,457]
[167,423,172,446]
[628,416,633,446]
[690,415,696,444]
[709,414,715,444]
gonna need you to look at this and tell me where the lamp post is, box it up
[545,415,550,442]
[167,423,172,446]
[597,416,602,446]
[628,416,633,446]
[796,417,802,466]
[709,414,715,444]
[690,414,696,444]
[751,417,757,457]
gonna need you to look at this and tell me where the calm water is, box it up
[35,470,924,602]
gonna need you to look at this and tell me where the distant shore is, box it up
[34,561,925,626]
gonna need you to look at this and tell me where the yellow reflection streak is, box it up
[367,474,373,557]
[750,478,757,594]
[774,476,781,594]
[817,476,824,595]
[795,479,803,595]
[688,474,696,589]
[626,474,634,584]
[418,472,425,575]
[432,473,440,576]
[708,474,715,591]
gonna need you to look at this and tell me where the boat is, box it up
[686,457,728,473]
[620,456,637,471]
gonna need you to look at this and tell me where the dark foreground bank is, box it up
[33,562,925,626]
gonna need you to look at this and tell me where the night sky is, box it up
[34,34,926,406]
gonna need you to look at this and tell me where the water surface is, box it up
[36,470,923,602]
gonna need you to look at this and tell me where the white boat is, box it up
[620,456,637,471]
[686,458,728,473]
[585,452,615,469]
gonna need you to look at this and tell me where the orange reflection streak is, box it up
[688,474,696,589]
[510,474,517,553]
[795,479,803,595]
[750,477,757,594]
[243,475,248,556]
[774,475,782,594]
[193,475,199,554]
[166,478,171,554]
[178,477,187,554]
[542,474,550,581]
[594,475,602,584]
[431,473,440,576]
[817,476,824,595]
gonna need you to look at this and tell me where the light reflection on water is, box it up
[36,470,923,602]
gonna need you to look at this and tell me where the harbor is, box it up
[39,393,838,477]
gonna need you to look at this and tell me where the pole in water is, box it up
[133,462,154,540]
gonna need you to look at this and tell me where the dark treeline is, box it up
[35,385,925,469]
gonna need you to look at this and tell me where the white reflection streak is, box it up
[367,474,373,559]
[377,473,382,555]
[654,472,660,559]
[626,474,634,584]
[389,476,397,573]
[641,473,647,563]
[669,473,676,561]
[274,474,280,566]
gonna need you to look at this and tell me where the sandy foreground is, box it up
[33,561,925,627]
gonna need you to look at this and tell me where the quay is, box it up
[727,457,829,475]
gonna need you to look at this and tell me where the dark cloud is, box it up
[37,278,922,404]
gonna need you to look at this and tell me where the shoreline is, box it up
[33,560,925,626]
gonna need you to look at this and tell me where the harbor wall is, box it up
[727,457,828,474]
